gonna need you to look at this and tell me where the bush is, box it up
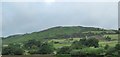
[71,41,85,49]
[57,46,71,54]
[29,50,38,54]
[104,44,109,50]
[105,36,111,41]
[115,44,120,50]
[2,44,24,55]
[24,39,42,49]
[37,42,54,54]
[105,44,120,57]
[85,38,99,48]
[70,50,87,56]
[82,47,104,55]
[105,47,116,56]
[71,47,105,57]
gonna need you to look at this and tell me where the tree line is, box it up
[2,38,120,57]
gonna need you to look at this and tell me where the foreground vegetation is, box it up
[2,26,120,57]
[2,38,120,57]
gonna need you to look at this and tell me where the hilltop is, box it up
[2,26,117,44]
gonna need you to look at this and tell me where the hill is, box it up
[2,26,117,45]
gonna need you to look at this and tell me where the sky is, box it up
[1,0,119,37]
[1,0,119,2]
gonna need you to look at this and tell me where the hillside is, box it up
[2,26,117,45]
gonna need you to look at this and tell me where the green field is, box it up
[3,34,118,49]
[48,34,118,49]
[99,34,118,47]
[3,26,113,45]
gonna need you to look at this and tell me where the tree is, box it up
[115,44,120,56]
[37,42,54,54]
[71,50,87,57]
[105,47,116,56]
[105,44,120,57]
[24,39,42,49]
[85,38,99,48]
[104,44,109,50]
[105,36,111,41]
[2,44,24,55]
[71,48,104,57]
[115,44,120,50]
[57,46,71,54]
[71,38,99,49]
[71,41,84,49]
[79,38,87,46]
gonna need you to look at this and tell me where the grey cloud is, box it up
[2,2,118,36]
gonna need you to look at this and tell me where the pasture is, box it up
[49,34,118,48]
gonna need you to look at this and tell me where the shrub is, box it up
[71,47,105,57]
[57,46,71,54]
[37,42,54,54]
[2,44,24,55]
[24,39,42,49]
[104,44,109,50]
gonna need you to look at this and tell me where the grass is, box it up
[48,34,118,48]
[51,34,118,49]
[3,34,118,48]
[99,41,118,47]
[83,31,104,34]
[56,54,71,57]
[49,38,80,48]
[98,34,118,47]
[54,44,71,49]
[104,34,118,40]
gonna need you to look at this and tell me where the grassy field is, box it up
[3,34,118,49]
[50,38,80,48]
[49,34,118,48]
[104,34,118,40]
[99,41,118,47]
[101,34,118,47]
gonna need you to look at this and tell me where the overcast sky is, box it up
[1,1,118,37]
[1,0,119,2]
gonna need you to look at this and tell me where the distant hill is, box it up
[2,26,117,45]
